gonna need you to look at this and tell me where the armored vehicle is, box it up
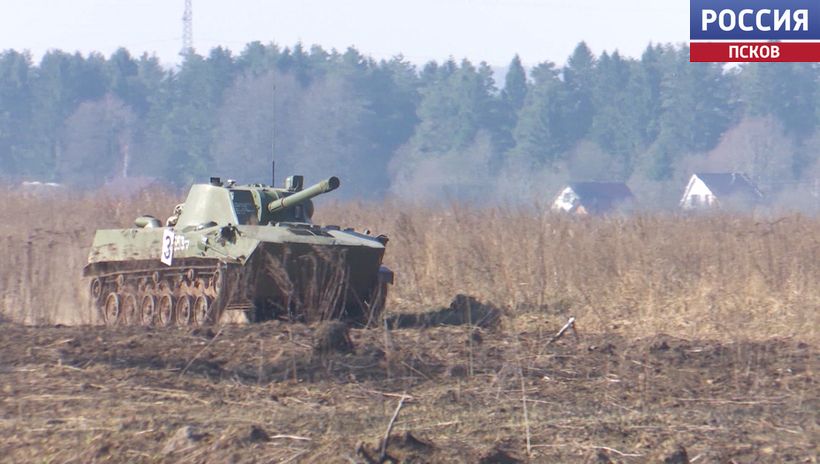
[84,174,393,327]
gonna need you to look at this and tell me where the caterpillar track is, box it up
[88,261,230,326]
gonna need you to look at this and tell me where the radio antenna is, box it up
[271,57,276,186]
[181,0,193,56]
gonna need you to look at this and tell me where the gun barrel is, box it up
[267,176,340,214]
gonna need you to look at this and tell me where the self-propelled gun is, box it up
[84,174,392,326]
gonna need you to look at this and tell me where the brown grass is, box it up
[322,201,820,342]
[0,188,176,325]
[1,189,818,342]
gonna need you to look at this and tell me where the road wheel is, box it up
[156,294,173,326]
[176,295,192,326]
[140,295,157,326]
[103,292,120,326]
[122,293,138,325]
[89,278,103,303]
[193,295,212,326]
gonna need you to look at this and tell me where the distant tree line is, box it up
[0,42,817,206]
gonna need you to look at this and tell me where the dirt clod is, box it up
[663,445,690,464]
[314,320,353,354]
[367,431,436,463]
[652,340,671,352]
[246,425,270,443]
[447,364,469,378]
[595,450,614,463]
[396,431,432,451]
[444,294,501,327]
[94,442,111,458]
[163,425,208,454]
[191,327,216,338]
[387,294,501,329]
[478,444,521,464]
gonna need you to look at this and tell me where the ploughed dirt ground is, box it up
[0,311,817,463]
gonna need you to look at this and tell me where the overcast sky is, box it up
[0,0,689,67]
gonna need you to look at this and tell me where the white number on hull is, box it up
[161,229,175,266]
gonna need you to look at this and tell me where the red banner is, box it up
[690,42,820,62]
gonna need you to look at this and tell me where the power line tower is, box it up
[181,0,193,56]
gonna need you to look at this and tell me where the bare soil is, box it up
[0,313,816,463]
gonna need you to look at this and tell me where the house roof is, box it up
[694,173,763,199]
[568,182,633,201]
[562,182,633,214]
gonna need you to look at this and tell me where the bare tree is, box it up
[704,116,796,191]
[213,71,299,183]
[58,94,136,187]
[565,140,628,181]
[389,131,498,201]
[287,73,375,196]
[213,71,379,196]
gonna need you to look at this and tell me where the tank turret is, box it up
[268,176,340,214]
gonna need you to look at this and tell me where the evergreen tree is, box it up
[502,54,527,111]
[632,44,665,147]
[358,56,420,187]
[278,42,312,85]
[740,62,817,138]
[206,47,238,95]
[509,61,566,165]
[641,46,734,180]
[589,51,637,177]
[558,42,596,145]
[28,51,105,179]
[411,59,496,154]
[0,50,33,176]
[236,41,281,76]
[158,50,237,184]
[127,53,170,176]
[107,49,141,111]
[493,55,529,153]
[70,52,108,103]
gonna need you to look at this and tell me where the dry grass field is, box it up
[0,188,817,462]
[3,188,817,341]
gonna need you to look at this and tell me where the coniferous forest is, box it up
[0,42,818,208]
